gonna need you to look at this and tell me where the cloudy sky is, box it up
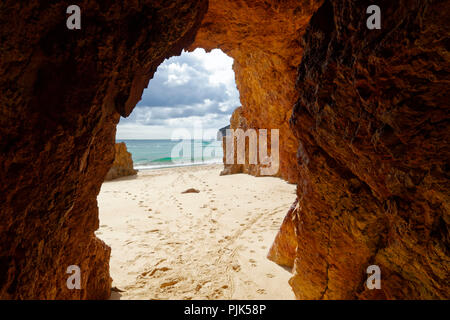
[116,49,240,140]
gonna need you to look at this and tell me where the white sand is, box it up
[96,164,296,300]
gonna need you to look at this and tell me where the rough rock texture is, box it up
[267,199,298,269]
[270,0,449,299]
[191,0,323,183]
[220,107,246,175]
[0,0,207,299]
[1,0,448,300]
[104,143,137,181]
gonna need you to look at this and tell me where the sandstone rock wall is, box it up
[271,0,450,299]
[191,0,324,183]
[267,199,298,269]
[0,0,448,300]
[0,0,207,299]
[105,143,137,181]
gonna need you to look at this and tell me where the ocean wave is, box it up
[150,157,173,163]
[134,159,222,170]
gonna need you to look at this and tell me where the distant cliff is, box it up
[105,143,138,181]
[217,125,230,140]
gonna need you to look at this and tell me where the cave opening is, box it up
[96,48,296,300]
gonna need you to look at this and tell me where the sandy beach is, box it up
[96,164,296,300]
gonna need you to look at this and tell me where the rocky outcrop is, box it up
[271,0,449,299]
[191,0,323,183]
[105,143,137,181]
[217,125,230,141]
[220,106,283,177]
[0,0,207,299]
[220,107,247,175]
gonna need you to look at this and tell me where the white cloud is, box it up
[117,48,240,140]
[165,63,191,86]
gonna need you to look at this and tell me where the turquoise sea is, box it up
[117,139,223,170]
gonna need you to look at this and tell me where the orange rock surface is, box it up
[105,143,137,181]
[191,0,323,183]
[267,199,298,269]
[282,0,449,299]
[0,0,208,299]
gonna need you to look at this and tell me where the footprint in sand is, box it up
[257,289,267,295]
[232,264,241,272]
